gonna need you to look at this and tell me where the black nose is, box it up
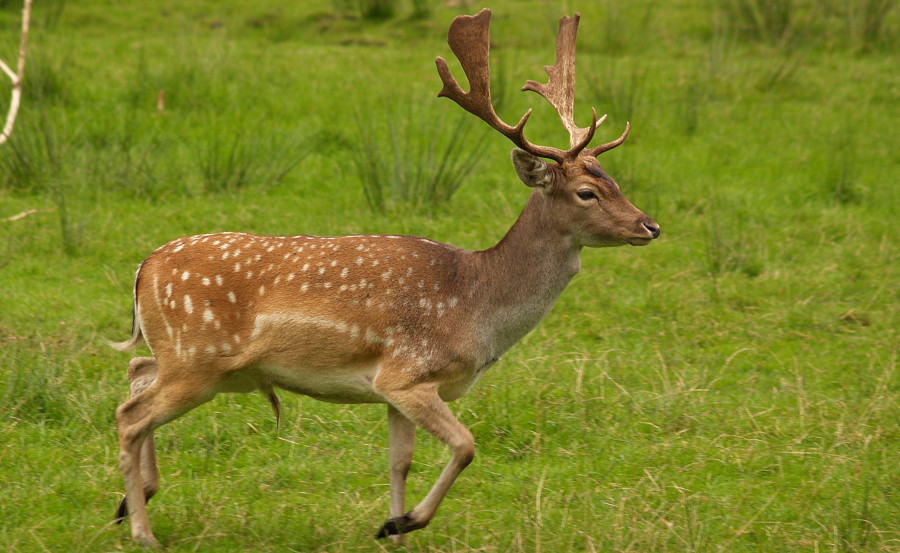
[644,220,660,239]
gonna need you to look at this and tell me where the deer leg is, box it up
[375,383,474,538]
[115,357,160,524]
[115,364,218,548]
[387,404,416,543]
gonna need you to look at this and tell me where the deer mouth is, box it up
[627,237,654,246]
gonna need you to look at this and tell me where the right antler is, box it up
[436,9,628,163]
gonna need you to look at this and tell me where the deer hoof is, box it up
[115,497,128,524]
[135,533,162,549]
[376,511,424,538]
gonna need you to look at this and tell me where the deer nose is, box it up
[643,220,660,239]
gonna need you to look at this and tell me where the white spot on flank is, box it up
[173,244,184,253]
[341,267,349,278]
[221,343,232,354]
[165,283,173,298]
[184,295,193,314]
[302,263,310,272]
[318,267,326,275]
[287,273,295,281]
[228,291,237,303]
[301,283,309,292]
[181,271,190,281]
[202,277,210,286]
[203,308,214,323]
[259,286,266,295]
[205,345,216,354]
[216,275,223,286]
[222,251,230,260]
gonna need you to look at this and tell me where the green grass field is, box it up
[1,0,899,551]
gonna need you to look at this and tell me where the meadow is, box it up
[1,0,899,551]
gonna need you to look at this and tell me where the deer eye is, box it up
[576,189,597,201]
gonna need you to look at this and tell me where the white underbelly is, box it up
[255,362,384,404]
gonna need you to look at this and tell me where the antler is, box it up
[436,9,630,162]
[521,14,599,153]
[436,9,568,162]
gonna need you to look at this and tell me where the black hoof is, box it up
[376,511,420,539]
[114,496,128,524]
[115,493,153,524]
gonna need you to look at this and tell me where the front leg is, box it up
[387,405,416,543]
[375,378,475,539]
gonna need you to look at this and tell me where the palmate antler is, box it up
[435,9,630,163]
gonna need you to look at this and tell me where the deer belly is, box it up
[254,362,384,404]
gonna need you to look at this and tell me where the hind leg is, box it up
[115,357,160,524]
[115,359,218,547]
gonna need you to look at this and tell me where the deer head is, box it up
[436,9,660,247]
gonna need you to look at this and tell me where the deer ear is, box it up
[511,148,554,189]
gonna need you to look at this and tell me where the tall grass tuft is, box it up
[717,0,796,44]
[351,98,489,212]
[0,106,71,192]
[332,0,395,20]
[822,126,861,205]
[830,0,898,51]
[701,193,765,280]
[195,125,319,193]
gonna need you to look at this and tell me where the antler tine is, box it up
[584,121,631,157]
[436,9,568,162]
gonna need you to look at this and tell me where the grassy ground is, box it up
[1,0,899,551]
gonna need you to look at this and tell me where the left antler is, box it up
[437,9,630,162]
[522,12,630,159]
[521,14,599,153]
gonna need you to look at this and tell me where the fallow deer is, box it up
[111,9,659,547]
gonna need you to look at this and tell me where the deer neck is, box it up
[466,190,582,355]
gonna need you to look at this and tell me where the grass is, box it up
[1,0,899,551]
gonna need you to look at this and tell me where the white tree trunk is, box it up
[0,0,33,146]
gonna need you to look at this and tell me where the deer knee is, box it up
[454,431,475,468]
[391,458,412,480]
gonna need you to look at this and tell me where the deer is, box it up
[110,9,660,548]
